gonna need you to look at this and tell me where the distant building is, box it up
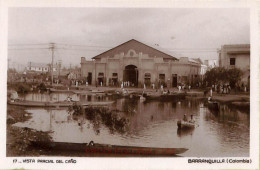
[204,59,218,69]
[81,39,206,87]
[218,44,250,85]
[26,62,57,73]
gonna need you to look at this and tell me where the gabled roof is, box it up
[92,39,181,60]
[190,58,203,64]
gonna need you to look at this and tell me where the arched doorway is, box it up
[123,65,138,87]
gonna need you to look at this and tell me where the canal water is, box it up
[14,92,249,157]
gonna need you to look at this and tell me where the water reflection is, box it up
[14,93,249,157]
[177,128,194,137]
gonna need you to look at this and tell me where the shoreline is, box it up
[6,105,52,156]
[6,86,250,156]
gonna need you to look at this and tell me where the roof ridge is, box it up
[92,39,181,60]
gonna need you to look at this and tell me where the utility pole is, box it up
[50,43,55,86]
[58,60,61,77]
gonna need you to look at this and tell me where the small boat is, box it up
[91,90,105,94]
[7,100,114,107]
[208,100,219,111]
[49,88,73,93]
[30,141,188,156]
[177,120,195,129]
[146,93,186,101]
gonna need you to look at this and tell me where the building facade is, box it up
[26,62,57,73]
[81,39,206,88]
[204,59,218,69]
[218,44,250,85]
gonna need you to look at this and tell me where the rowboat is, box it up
[30,141,188,156]
[49,88,73,93]
[7,100,114,107]
[91,90,105,94]
[177,120,195,129]
[208,100,219,111]
[146,93,186,101]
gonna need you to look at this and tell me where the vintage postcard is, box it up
[0,0,259,169]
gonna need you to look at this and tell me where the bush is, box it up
[69,105,129,134]
[17,83,31,93]
[205,67,243,88]
[37,83,47,91]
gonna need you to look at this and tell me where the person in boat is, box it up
[183,114,188,122]
[189,114,195,123]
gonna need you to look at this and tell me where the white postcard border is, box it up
[0,0,259,169]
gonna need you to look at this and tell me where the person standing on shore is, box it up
[178,85,181,92]
[161,84,164,91]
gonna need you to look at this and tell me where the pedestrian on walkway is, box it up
[178,85,181,92]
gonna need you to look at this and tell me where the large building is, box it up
[218,44,250,85]
[81,39,206,88]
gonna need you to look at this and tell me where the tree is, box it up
[228,68,243,88]
[204,67,243,88]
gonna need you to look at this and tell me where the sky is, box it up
[8,8,250,70]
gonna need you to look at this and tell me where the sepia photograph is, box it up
[6,7,251,160]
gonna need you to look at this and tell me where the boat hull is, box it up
[7,101,114,107]
[146,93,186,101]
[208,101,219,111]
[177,120,195,129]
[30,141,188,156]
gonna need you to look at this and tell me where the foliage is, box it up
[68,103,85,115]
[68,104,129,134]
[8,68,17,73]
[37,83,47,91]
[16,83,31,93]
[228,68,243,88]
[204,67,243,88]
[8,127,52,156]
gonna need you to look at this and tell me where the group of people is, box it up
[178,85,191,92]
[213,84,232,94]
[183,114,195,123]
[121,81,134,88]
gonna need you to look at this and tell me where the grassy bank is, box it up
[6,105,52,156]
